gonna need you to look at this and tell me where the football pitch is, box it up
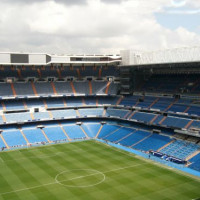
[0,140,200,200]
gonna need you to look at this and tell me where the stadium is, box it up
[0,48,199,199]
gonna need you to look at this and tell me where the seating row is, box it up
[0,81,119,97]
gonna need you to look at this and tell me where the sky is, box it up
[0,0,199,54]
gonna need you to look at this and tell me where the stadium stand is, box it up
[81,123,101,138]
[0,52,200,176]
[62,124,87,139]
[43,126,68,141]
[133,134,172,151]
[78,108,104,116]
[140,74,200,94]
[98,124,120,139]
[189,153,200,171]
[118,130,151,147]
[106,108,129,118]
[160,140,200,160]
[2,130,27,147]
[22,128,48,144]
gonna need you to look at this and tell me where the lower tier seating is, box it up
[81,123,102,138]
[133,134,172,151]
[23,128,48,143]
[61,124,87,139]
[0,122,200,173]
[189,153,200,171]
[2,130,27,147]
[118,130,151,147]
[160,140,199,160]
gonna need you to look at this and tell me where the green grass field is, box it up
[0,140,200,200]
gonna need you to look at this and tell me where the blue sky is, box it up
[155,3,200,34]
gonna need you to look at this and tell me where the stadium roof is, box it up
[0,53,121,65]
[120,46,200,66]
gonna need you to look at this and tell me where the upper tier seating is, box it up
[131,112,156,123]
[0,67,18,78]
[159,116,190,129]
[73,81,90,95]
[4,100,25,110]
[79,66,98,77]
[120,95,200,117]
[51,110,77,119]
[106,108,129,118]
[0,83,14,97]
[34,83,54,95]
[66,98,84,107]
[34,112,50,120]
[4,112,32,123]
[120,95,138,107]
[0,81,119,97]
[78,108,104,116]
[14,83,35,96]
[139,74,200,94]
[45,99,65,108]
[0,66,119,79]
[26,99,44,107]
[54,82,73,94]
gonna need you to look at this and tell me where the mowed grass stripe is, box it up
[0,174,22,200]
[1,150,59,200]
[0,140,199,200]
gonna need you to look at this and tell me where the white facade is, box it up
[0,52,121,65]
[29,54,47,64]
[121,47,200,65]
[0,53,11,64]
[51,55,70,63]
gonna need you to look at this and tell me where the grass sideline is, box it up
[0,140,199,200]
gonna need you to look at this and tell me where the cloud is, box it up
[167,9,200,14]
[0,0,87,6]
[100,0,125,4]
[162,0,200,14]
[171,0,187,7]
[0,0,199,54]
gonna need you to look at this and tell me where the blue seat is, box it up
[2,130,27,147]
[23,128,47,143]
[62,125,86,139]
[43,126,67,141]
[81,123,101,138]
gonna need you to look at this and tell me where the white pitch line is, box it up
[0,182,56,195]
[0,164,143,195]
[56,163,143,184]
[55,169,106,188]
[96,141,200,182]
